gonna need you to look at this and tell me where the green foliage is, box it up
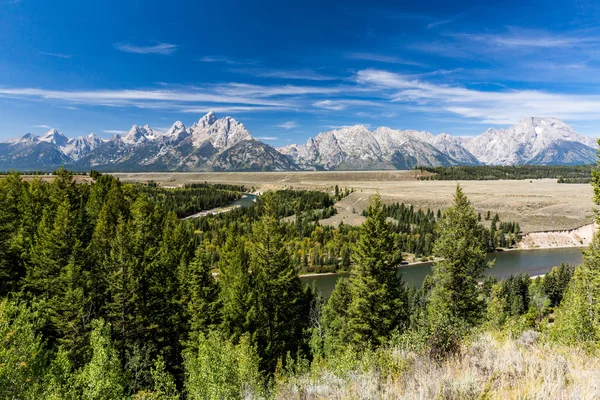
[324,193,408,353]
[135,182,243,218]
[246,194,313,372]
[550,241,600,345]
[417,164,596,181]
[77,319,126,400]
[543,262,575,307]
[422,185,491,357]
[0,298,47,400]
[184,330,262,400]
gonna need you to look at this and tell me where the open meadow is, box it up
[112,171,595,234]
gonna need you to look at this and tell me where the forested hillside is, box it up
[1,168,599,398]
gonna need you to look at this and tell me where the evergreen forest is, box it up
[1,166,599,398]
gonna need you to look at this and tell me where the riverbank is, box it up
[517,223,595,249]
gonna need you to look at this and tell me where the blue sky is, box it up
[2,0,600,145]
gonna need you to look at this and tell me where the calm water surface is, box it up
[302,247,585,297]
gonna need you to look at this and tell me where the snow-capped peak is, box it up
[121,125,154,145]
[4,132,39,145]
[196,111,218,129]
[189,112,252,149]
[39,128,69,147]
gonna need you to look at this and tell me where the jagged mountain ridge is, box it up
[279,117,597,169]
[278,125,481,170]
[0,115,597,171]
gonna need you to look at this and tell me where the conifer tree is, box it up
[0,173,24,294]
[49,240,94,363]
[324,193,407,352]
[246,194,312,373]
[26,199,77,302]
[183,247,220,347]
[423,185,491,357]
[345,192,406,347]
[218,229,252,343]
[551,152,600,345]
[103,216,140,359]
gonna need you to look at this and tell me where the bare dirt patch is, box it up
[112,172,594,233]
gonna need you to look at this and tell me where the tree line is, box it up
[417,164,596,181]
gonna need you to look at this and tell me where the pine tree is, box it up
[323,193,407,352]
[246,194,312,373]
[218,229,252,343]
[26,199,77,302]
[551,154,600,345]
[423,185,491,357]
[344,193,407,348]
[103,216,140,360]
[49,240,94,364]
[183,246,220,347]
[0,173,24,294]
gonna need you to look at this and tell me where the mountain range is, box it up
[0,114,597,171]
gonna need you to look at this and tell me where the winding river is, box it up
[301,247,585,297]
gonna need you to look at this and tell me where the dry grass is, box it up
[274,332,600,399]
[112,172,594,233]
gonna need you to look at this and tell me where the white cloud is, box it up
[198,55,257,65]
[31,124,52,129]
[232,68,336,81]
[346,52,421,66]
[218,83,341,97]
[452,30,600,48]
[277,121,298,129]
[313,99,381,111]
[256,136,278,141]
[103,129,127,134]
[180,105,287,114]
[0,87,290,108]
[355,68,600,124]
[115,42,178,55]
[39,51,72,59]
[427,19,453,29]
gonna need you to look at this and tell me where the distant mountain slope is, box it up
[0,115,597,171]
[466,117,598,165]
[278,125,480,170]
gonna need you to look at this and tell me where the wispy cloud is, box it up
[277,121,298,129]
[231,68,337,81]
[31,124,52,129]
[427,19,453,29]
[346,52,421,66]
[313,99,381,111]
[39,51,72,59]
[115,42,178,55]
[256,136,278,141]
[198,55,257,65]
[355,68,600,124]
[451,30,600,48]
[180,105,289,114]
[103,129,127,134]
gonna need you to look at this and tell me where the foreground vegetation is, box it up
[1,165,600,398]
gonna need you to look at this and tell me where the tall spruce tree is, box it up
[551,159,600,344]
[183,246,220,347]
[323,192,407,352]
[218,228,252,343]
[422,185,491,357]
[0,173,24,294]
[246,194,312,373]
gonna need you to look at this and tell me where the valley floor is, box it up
[113,172,594,233]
